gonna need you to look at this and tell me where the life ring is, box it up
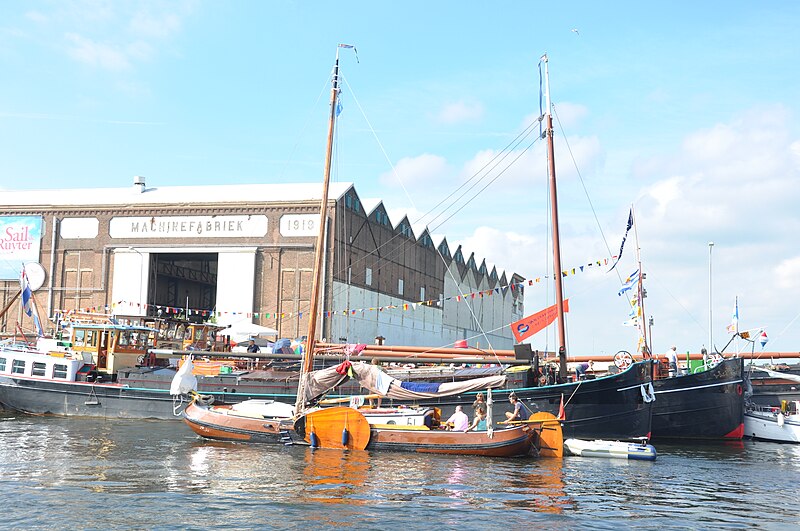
[613,350,634,369]
[736,384,742,396]
[710,354,723,366]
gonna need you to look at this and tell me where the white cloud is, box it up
[379,153,452,188]
[436,100,484,125]
[65,33,132,71]
[775,257,800,290]
[130,11,183,39]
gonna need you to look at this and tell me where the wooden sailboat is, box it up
[182,45,562,458]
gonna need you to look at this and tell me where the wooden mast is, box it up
[295,45,346,413]
[542,54,569,381]
[632,205,649,355]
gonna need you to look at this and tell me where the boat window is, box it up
[32,362,47,376]
[0,357,5,372]
[73,329,86,347]
[53,364,68,379]
[85,329,97,347]
[11,359,26,374]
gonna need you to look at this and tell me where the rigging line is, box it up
[277,75,331,181]
[323,85,535,307]
[429,137,539,233]
[424,126,540,229]
[316,133,542,319]
[551,103,624,287]
[341,78,511,359]
[417,121,540,225]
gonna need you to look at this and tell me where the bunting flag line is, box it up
[608,208,633,272]
[71,252,622,323]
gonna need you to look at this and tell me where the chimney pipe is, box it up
[133,175,146,193]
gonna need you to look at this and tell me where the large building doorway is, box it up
[147,253,217,321]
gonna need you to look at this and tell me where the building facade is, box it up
[1,179,524,349]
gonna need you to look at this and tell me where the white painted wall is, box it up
[216,249,257,327]
[111,250,150,316]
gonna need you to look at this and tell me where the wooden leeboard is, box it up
[303,407,371,450]
[529,412,564,458]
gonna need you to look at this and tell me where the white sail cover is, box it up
[170,357,198,395]
[300,360,507,403]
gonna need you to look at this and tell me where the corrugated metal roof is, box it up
[2,181,354,207]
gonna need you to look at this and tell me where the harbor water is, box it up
[1,411,798,530]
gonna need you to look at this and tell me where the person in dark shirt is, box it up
[246,339,260,353]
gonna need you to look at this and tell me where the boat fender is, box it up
[641,383,656,403]
[777,412,785,428]
[736,384,742,396]
[342,427,349,447]
[310,430,320,448]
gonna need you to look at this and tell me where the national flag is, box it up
[557,394,565,420]
[618,269,640,296]
[759,330,769,349]
[726,297,739,334]
[509,299,570,343]
[20,269,33,317]
[608,208,633,272]
[20,268,44,336]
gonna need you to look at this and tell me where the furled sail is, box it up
[299,360,506,404]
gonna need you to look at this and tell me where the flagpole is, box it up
[631,205,649,356]
[708,241,714,360]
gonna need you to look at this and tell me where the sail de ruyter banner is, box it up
[510,299,570,343]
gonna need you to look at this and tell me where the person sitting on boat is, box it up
[472,393,487,418]
[666,346,679,377]
[575,361,594,380]
[444,405,470,431]
[505,392,532,422]
[466,410,487,432]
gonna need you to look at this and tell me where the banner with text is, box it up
[510,299,570,343]
[0,216,43,279]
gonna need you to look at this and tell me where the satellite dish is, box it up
[24,262,46,291]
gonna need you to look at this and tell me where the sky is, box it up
[1,1,799,358]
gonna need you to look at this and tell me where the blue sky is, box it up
[2,1,799,358]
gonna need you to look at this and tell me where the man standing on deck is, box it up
[666,346,679,377]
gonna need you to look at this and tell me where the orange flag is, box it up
[509,299,570,343]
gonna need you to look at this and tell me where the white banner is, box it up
[109,215,268,239]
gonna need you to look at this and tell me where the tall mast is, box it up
[296,45,345,412]
[631,205,649,355]
[542,54,568,381]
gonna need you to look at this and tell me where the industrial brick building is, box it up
[1,178,524,349]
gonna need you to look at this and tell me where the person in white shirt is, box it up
[666,346,679,377]
[445,405,470,431]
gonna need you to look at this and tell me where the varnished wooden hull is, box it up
[366,425,536,457]
[182,401,300,444]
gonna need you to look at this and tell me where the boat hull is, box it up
[182,400,300,443]
[420,361,654,441]
[650,358,745,441]
[744,409,800,443]
[366,426,536,457]
[0,375,186,420]
[564,438,657,461]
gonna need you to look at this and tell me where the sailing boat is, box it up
[181,45,562,458]
[409,55,654,442]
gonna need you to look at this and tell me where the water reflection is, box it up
[300,448,370,505]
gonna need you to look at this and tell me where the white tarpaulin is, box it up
[223,320,279,344]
